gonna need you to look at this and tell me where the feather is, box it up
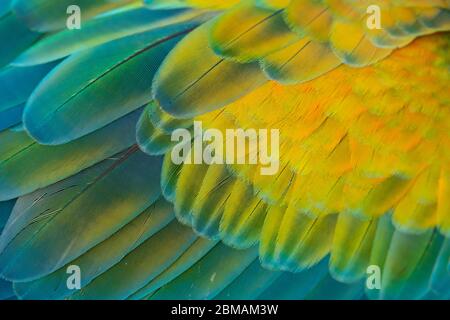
[437,166,450,236]
[69,220,198,300]
[0,62,58,113]
[14,7,207,66]
[0,150,163,281]
[261,38,341,84]
[136,107,176,155]
[24,23,197,145]
[0,200,15,233]
[153,21,267,118]
[392,232,445,299]
[330,20,393,67]
[392,165,439,232]
[172,161,209,225]
[160,153,183,202]
[191,163,236,239]
[274,209,337,272]
[214,259,282,299]
[209,1,298,62]
[12,0,136,32]
[0,108,142,201]
[146,101,193,133]
[144,0,240,10]
[284,0,333,41]
[257,257,329,299]
[127,237,217,300]
[148,243,258,300]
[429,237,450,298]
[0,103,24,131]
[365,213,395,300]
[0,278,15,300]
[305,274,365,300]
[14,198,175,300]
[220,179,269,249]
[259,204,286,269]
[330,213,378,283]
[379,228,435,299]
[0,11,40,68]
[0,0,12,17]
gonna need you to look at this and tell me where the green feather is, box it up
[14,7,206,66]
[0,149,162,282]
[0,103,24,131]
[148,243,258,300]
[0,108,142,201]
[153,21,267,119]
[127,237,217,300]
[24,23,197,145]
[0,200,15,232]
[0,0,12,17]
[14,197,174,300]
[0,278,14,299]
[12,0,136,32]
[69,220,198,300]
[0,62,58,112]
[257,257,329,299]
[215,259,282,299]
[0,11,40,68]
[136,106,177,155]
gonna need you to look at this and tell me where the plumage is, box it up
[12,0,137,32]
[0,0,449,301]
[0,109,142,201]
[24,23,197,145]
[14,7,208,66]
[0,149,162,281]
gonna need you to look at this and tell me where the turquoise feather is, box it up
[12,0,135,32]
[258,258,329,299]
[0,278,14,300]
[0,200,15,233]
[0,0,12,17]
[153,21,267,118]
[23,23,197,145]
[0,150,162,282]
[127,237,217,300]
[215,259,282,299]
[0,11,40,68]
[0,108,142,201]
[136,107,176,155]
[0,62,58,112]
[69,220,199,299]
[305,274,365,300]
[13,198,175,300]
[148,244,258,300]
[0,103,24,131]
[14,7,206,66]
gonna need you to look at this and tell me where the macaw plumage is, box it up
[0,0,449,300]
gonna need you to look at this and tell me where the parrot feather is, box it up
[14,7,207,66]
[147,243,258,300]
[153,21,267,118]
[0,108,142,201]
[12,0,137,32]
[209,0,298,62]
[0,150,162,281]
[24,23,197,145]
[13,198,174,300]
[69,220,198,300]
